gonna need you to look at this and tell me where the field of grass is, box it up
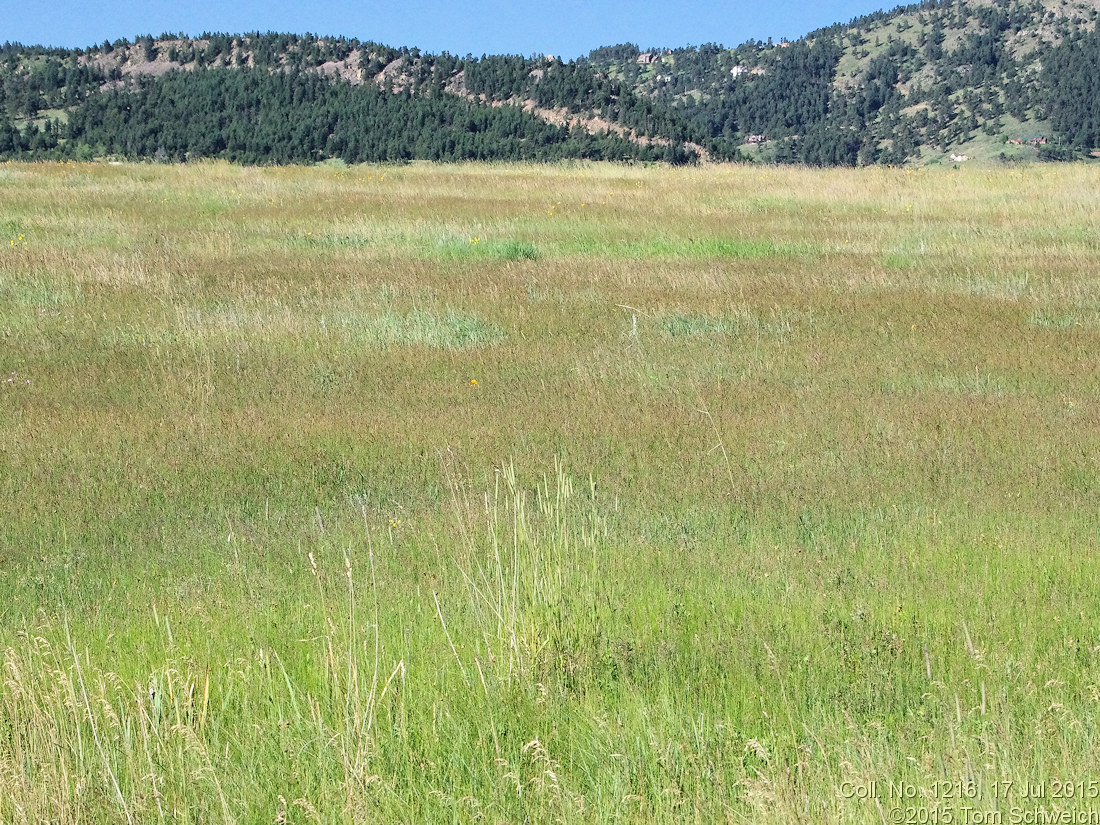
[1,158,1099,823]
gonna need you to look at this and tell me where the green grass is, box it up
[1,159,1100,823]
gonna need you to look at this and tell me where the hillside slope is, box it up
[2,0,1099,165]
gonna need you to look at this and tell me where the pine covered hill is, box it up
[3,0,1100,166]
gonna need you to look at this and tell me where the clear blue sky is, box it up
[7,1,880,58]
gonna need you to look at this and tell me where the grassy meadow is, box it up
[1,158,1099,823]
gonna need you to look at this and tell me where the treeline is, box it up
[583,36,917,165]
[675,41,844,144]
[463,56,725,151]
[1041,27,1100,152]
[42,68,686,164]
[0,47,106,118]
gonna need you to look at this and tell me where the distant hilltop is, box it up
[3,0,1099,166]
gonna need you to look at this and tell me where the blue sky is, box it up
[7,1,880,58]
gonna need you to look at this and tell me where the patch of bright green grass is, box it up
[433,236,540,261]
[563,235,805,258]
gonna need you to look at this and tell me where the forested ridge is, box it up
[3,0,1100,166]
[57,69,677,164]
